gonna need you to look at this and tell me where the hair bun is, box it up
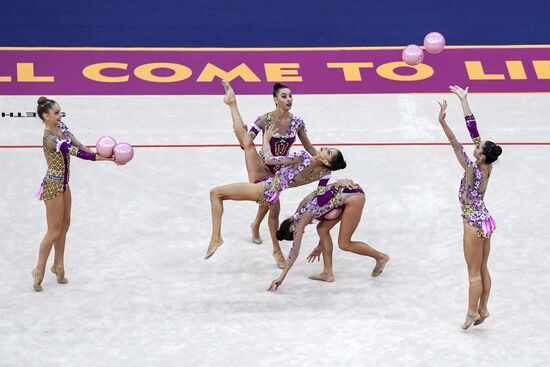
[37,96,49,105]
[272,82,290,97]
[494,145,503,157]
[276,231,284,241]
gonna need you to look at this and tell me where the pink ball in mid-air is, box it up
[113,142,134,164]
[323,207,342,220]
[402,44,424,66]
[423,32,446,54]
[96,136,117,157]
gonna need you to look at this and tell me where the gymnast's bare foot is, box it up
[272,249,286,269]
[308,272,334,282]
[31,268,43,292]
[461,312,481,330]
[205,237,224,259]
[474,308,490,325]
[250,223,262,244]
[371,253,390,277]
[221,80,236,105]
[51,266,68,284]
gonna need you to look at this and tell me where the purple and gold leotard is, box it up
[248,113,307,174]
[37,122,96,200]
[293,182,365,226]
[285,182,364,261]
[257,150,330,205]
[459,115,496,238]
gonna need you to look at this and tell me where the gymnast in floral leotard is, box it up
[267,180,389,291]
[437,86,502,329]
[206,83,347,261]
[247,85,316,177]
[222,81,316,269]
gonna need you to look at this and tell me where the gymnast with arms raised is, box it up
[437,85,502,329]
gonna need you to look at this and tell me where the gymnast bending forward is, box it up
[267,179,389,291]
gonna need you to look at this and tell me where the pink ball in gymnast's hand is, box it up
[113,142,134,164]
[96,136,117,157]
[423,32,446,54]
[323,207,342,220]
[402,44,424,65]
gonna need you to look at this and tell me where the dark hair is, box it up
[273,83,290,97]
[37,96,57,120]
[482,141,502,164]
[276,218,294,241]
[327,150,347,171]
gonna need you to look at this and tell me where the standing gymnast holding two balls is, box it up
[32,97,121,291]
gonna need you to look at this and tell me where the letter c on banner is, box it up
[83,63,129,82]
[134,63,192,82]
[376,62,434,81]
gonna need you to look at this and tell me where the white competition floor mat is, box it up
[1,94,549,366]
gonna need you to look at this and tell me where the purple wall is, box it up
[1,47,549,95]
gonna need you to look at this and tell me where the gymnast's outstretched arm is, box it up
[267,213,311,291]
[449,85,482,147]
[437,100,472,172]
